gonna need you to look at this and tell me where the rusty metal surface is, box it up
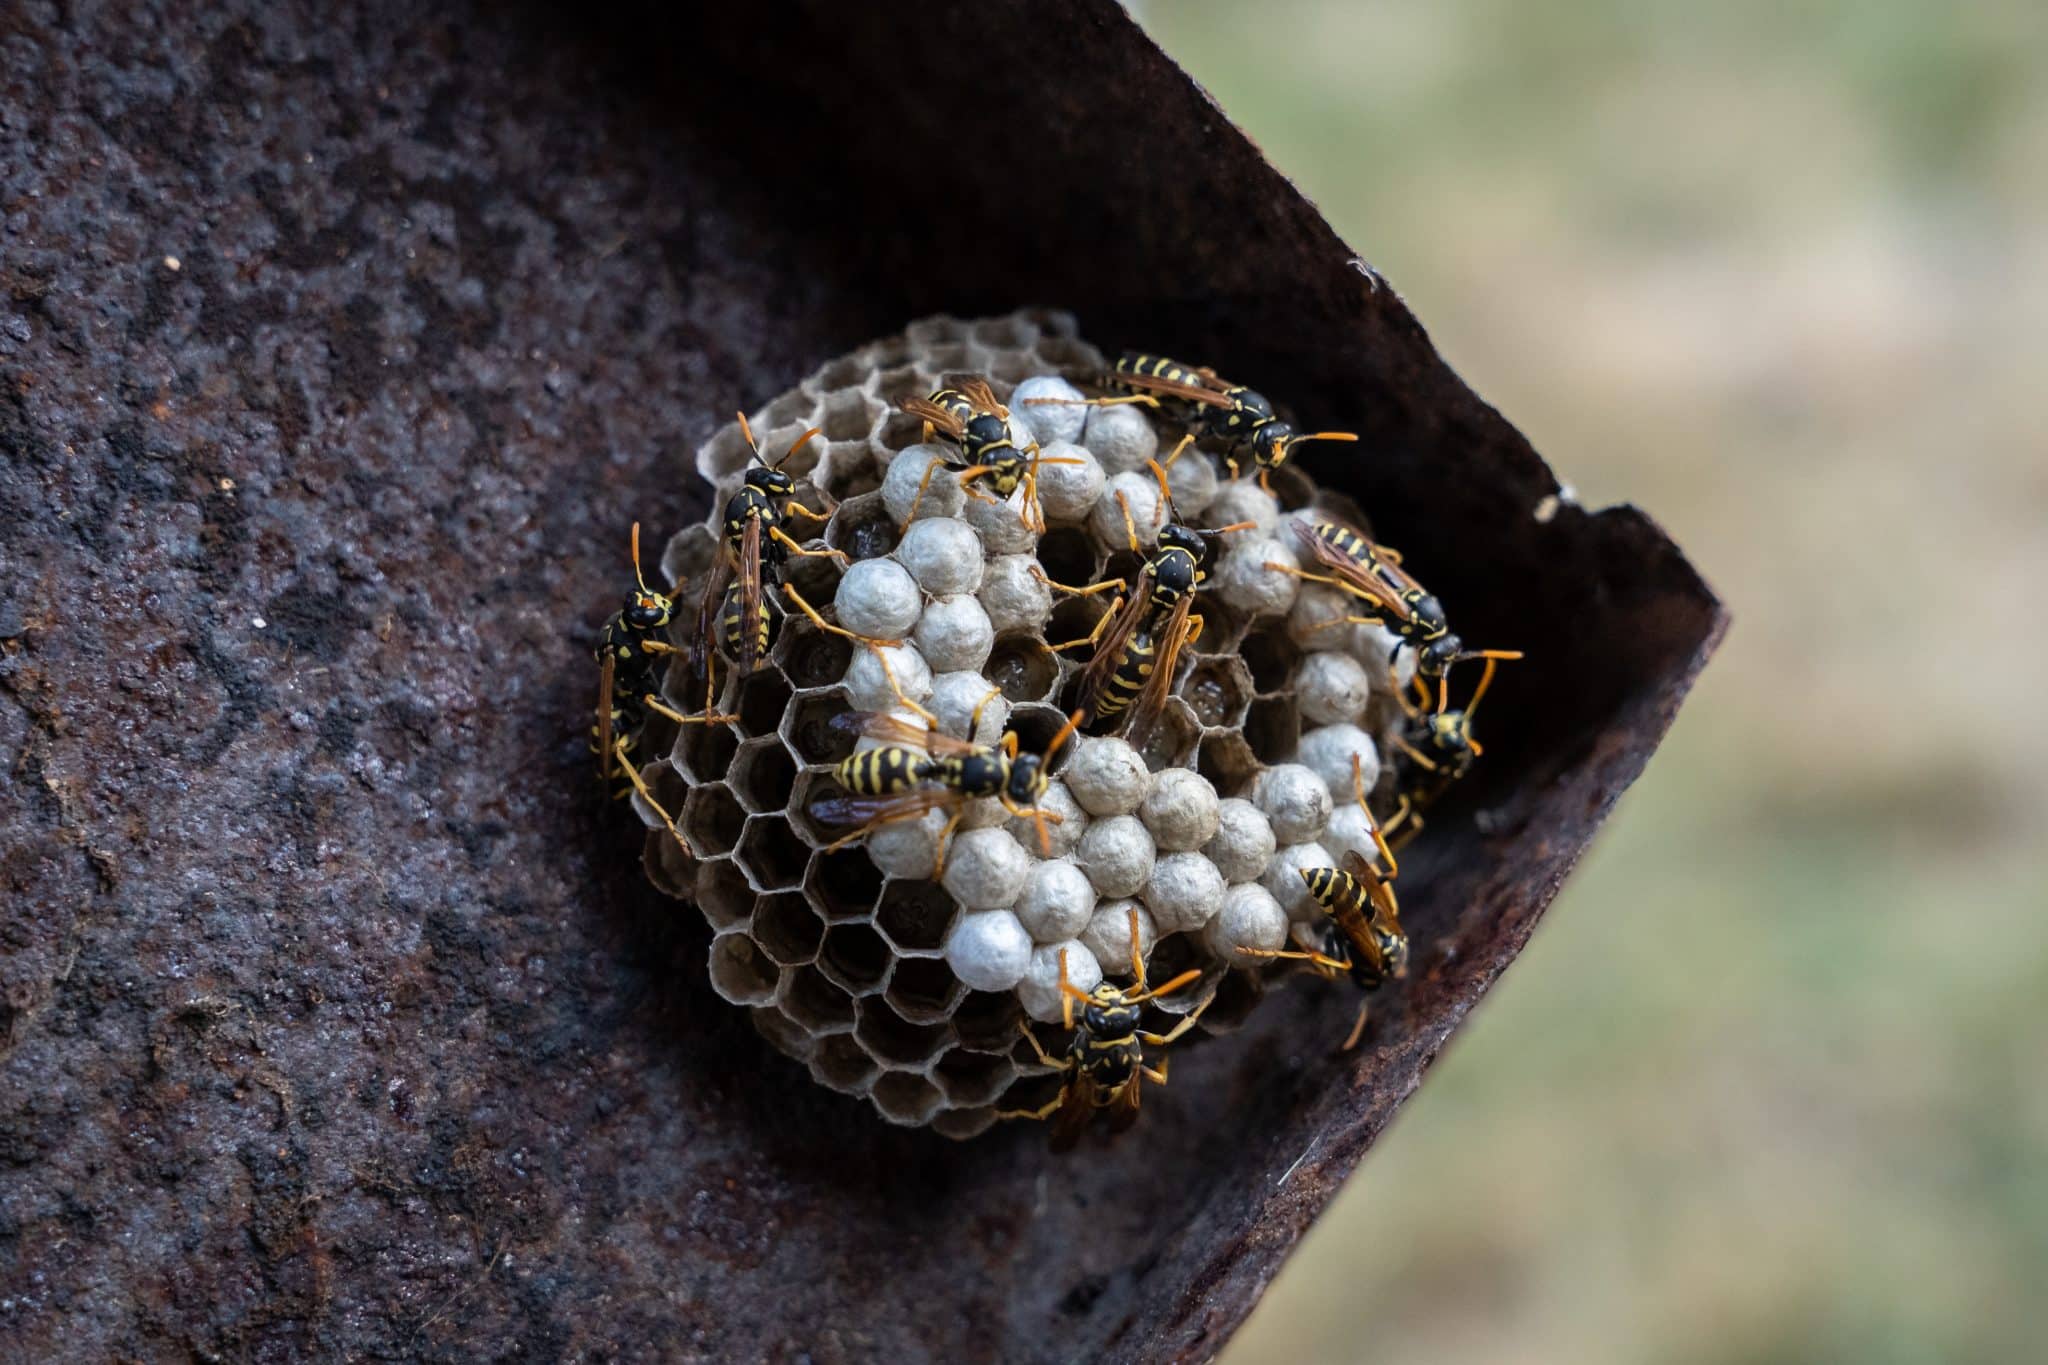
[0,2,1724,1361]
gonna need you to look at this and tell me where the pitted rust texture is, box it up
[0,2,1723,1362]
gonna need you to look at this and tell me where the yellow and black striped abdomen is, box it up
[928,387,978,427]
[1309,519,1376,567]
[833,745,928,796]
[1092,631,1159,720]
[1113,352,1204,389]
[718,581,774,661]
[1303,866,1363,913]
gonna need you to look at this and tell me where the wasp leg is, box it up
[1236,945,1350,976]
[1019,393,1159,410]
[896,453,954,533]
[995,1089,1072,1123]
[1137,993,1212,1049]
[1044,596,1124,653]
[929,807,966,881]
[1015,1022,1071,1072]
[1141,1060,1169,1086]
[609,736,692,856]
[768,525,848,563]
[1030,565,1127,599]
[1341,1000,1372,1052]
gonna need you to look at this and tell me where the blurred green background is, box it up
[1138,3,2048,1361]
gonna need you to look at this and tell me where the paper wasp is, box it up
[1041,441,1251,739]
[1268,516,1521,712]
[690,412,845,693]
[1239,765,1408,1050]
[593,523,733,855]
[1027,350,1357,486]
[811,695,1083,878]
[1387,653,1503,851]
[998,907,1212,1150]
[897,375,1083,533]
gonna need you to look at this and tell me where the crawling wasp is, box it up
[1041,440,1251,740]
[1028,350,1357,486]
[593,523,732,855]
[690,412,845,691]
[1269,516,1521,712]
[812,694,1083,878]
[1386,653,1503,851]
[1240,764,1408,1051]
[998,907,1212,1150]
[897,375,1083,533]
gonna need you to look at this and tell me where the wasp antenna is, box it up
[736,410,759,458]
[1129,968,1202,1006]
[774,425,824,470]
[629,521,651,594]
[1124,905,1146,987]
[1293,430,1360,448]
[1058,949,1076,1032]
[1465,654,1503,720]
[1159,433,1195,472]
[1196,520,1258,538]
[1042,709,1085,766]
[1143,455,1174,511]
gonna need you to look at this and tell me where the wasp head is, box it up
[1081,986,1139,1039]
[1250,421,1296,469]
[1002,751,1047,807]
[1374,925,1410,980]
[1158,523,1207,558]
[1417,631,1463,678]
[963,412,1011,453]
[744,465,796,498]
[1423,708,1472,756]
[623,591,672,630]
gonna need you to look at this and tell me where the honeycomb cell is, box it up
[825,490,899,563]
[1192,963,1266,1036]
[932,1048,1016,1108]
[642,824,694,900]
[871,1072,945,1127]
[810,1033,880,1093]
[681,784,746,858]
[876,409,928,452]
[674,717,740,788]
[923,341,972,372]
[819,921,893,996]
[809,353,868,393]
[874,879,961,954]
[707,931,780,1007]
[780,627,855,691]
[1136,699,1201,772]
[778,545,843,606]
[951,989,1024,1053]
[789,770,849,848]
[737,670,795,739]
[906,316,967,347]
[730,738,798,815]
[660,523,721,591]
[887,956,967,1024]
[1180,656,1254,729]
[1191,599,1247,655]
[855,1002,953,1069]
[986,632,1060,703]
[784,693,854,766]
[1244,695,1301,768]
[1264,462,1316,512]
[930,1106,1000,1141]
[752,890,825,967]
[699,420,756,482]
[1142,935,1210,1015]
[806,846,885,922]
[987,350,1034,384]
[1044,594,1109,661]
[1035,336,1097,369]
[695,858,755,930]
[1006,703,1078,775]
[1197,731,1260,799]
[1240,623,1301,694]
[780,964,857,1035]
[873,364,926,408]
[752,1006,816,1062]
[972,316,1037,350]
[737,814,809,891]
[819,387,879,442]
[821,442,880,502]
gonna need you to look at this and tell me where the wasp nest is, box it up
[633,311,1413,1137]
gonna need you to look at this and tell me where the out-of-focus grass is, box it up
[1138,3,2048,1361]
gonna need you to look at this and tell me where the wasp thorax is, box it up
[1004,752,1047,806]
[625,593,671,629]
[1083,994,1139,1038]
[745,466,797,497]
[964,413,1011,451]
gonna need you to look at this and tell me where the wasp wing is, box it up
[595,650,618,781]
[737,516,766,674]
[1073,573,1156,718]
[831,710,983,759]
[807,788,961,830]
[1290,520,1419,627]
[1046,1069,1103,1153]
[950,374,1007,419]
[1109,367,1236,410]
[691,545,735,685]
[1124,591,1196,745]
[900,395,969,444]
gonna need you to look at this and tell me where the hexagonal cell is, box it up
[1244,695,1301,767]
[780,963,857,1036]
[777,539,844,604]
[1193,965,1266,1037]
[951,989,1024,1054]
[642,824,695,900]
[973,316,1038,350]
[674,717,740,788]
[807,847,885,923]
[876,409,928,452]
[707,931,780,1006]
[906,316,968,347]
[1035,525,1100,588]
[1180,655,1254,729]
[735,669,795,740]
[986,632,1060,704]
[873,878,960,954]
[752,890,825,967]
[1142,935,1211,1015]
[887,956,967,1024]
[808,353,869,393]
[1309,488,1373,538]
[660,523,722,592]
[695,858,755,930]
[819,921,893,996]
[752,1006,816,1063]
[1136,698,1201,773]
[820,441,880,502]
[817,387,879,443]
[809,1033,880,1094]
[930,1106,1000,1141]
[1240,623,1302,695]
[855,1002,953,1069]
[873,364,926,408]
[1044,595,1109,663]
[789,769,850,848]
[699,420,757,482]
[737,814,809,891]
[986,350,1034,384]
[681,784,746,859]
[1005,703,1078,776]
[824,489,898,563]
[731,738,799,816]
[932,1048,1017,1108]
[1034,335,1098,370]
[785,691,855,766]
[1191,598,1247,654]
[756,388,816,430]
[1197,730,1260,799]
[778,623,855,691]
[922,341,972,372]
[871,1071,945,1127]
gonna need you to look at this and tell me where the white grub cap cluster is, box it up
[631,311,1412,1136]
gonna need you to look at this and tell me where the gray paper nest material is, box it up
[0,3,1723,1363]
